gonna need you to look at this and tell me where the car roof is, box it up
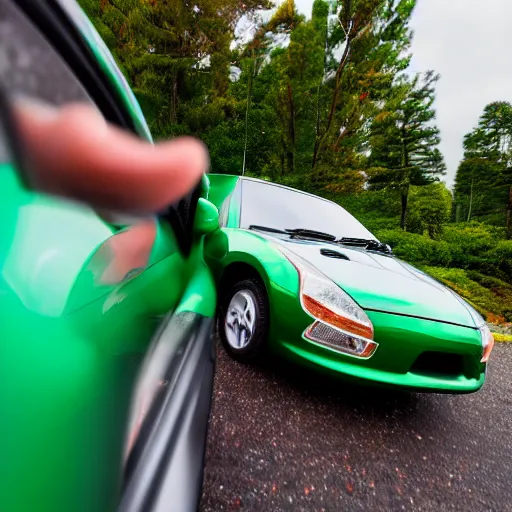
[209,174,341,208]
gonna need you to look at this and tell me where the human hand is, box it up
[15,101,209,214]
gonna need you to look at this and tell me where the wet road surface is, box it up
[200,342,512,511]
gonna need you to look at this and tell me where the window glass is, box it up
[0,113,10,164]
[218,194,231,227]
[240,179,376,241]
[0,0,91,106]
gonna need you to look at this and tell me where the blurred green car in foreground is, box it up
[206,174,495,394]
[0,1,218,512]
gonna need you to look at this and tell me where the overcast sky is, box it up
[292,0,512,188]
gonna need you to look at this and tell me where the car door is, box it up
[0,2,217,512]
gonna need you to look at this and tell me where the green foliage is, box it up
[374,221,511,282]
[81,0,422,184]
[454,101,512,236]
[368,71,446,229]
[311,0,417,192]
[494,239,512,277]
[240,0,329,178]
[331,188,401,231]
[80,0,271,140]
[370,72,446,185]
[407,183,452,239]
[376,229,454,267]
[453,157,502,223]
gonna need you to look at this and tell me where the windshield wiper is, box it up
[248,225,287,234]
[249,225,338,242]
[285,228,337,242]
[338,237,392,254]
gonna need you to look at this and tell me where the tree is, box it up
[454,158,499,222]
[407,183,452,239]
[217,0,304,177]
[368,71,447,230]
[263,0,328,175]
[311,0,417,175]
[220,0,325,178]
[242,0,417,192]
[80,0,270,137]
[454,101,512,236]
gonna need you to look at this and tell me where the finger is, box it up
[14,101,209,213]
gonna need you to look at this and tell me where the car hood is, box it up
[271,236,481,328]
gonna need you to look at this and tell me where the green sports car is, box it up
[206,174,495,394]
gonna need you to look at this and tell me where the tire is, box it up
[218,277,269,363]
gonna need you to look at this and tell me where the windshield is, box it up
[239,179,377,241]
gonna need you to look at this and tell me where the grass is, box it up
[494,333,512,343]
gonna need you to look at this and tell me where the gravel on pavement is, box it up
[200,342,512,511]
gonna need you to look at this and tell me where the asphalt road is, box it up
[200,342,512,511]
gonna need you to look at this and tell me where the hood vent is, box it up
[320,248,350,260]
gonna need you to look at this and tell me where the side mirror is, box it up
[193,198,219,235]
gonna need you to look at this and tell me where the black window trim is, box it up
[15,0,138,134]
[15,0,202,257]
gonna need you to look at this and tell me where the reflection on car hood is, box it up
[273,236,480,328]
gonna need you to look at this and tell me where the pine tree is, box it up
[264,0,328,176]
[311,0,417,174]
[80,0,270,137]
[454,158,499,222]
[368,71,447,230]
[454,101,512,236]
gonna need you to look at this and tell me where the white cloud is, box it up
[230,65,242,82]
[409,0,512,187]
[294,0,314,16]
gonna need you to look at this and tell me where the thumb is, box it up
[15,101,209,213]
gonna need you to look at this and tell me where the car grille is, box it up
[307,322,359,349]
[410,351,465,377]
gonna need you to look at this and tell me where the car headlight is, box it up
[278,245,377,358]
[479,324,494,363]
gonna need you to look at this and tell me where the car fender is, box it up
[211,228,314,347]
[210,229,296,291]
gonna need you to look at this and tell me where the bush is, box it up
[335,189,401,220]
[494,240,512,277]
[331,189,401,233]
[441,222,496,255]
[372,222,511,284]
[407,183,452,239]
[375,229,454,267]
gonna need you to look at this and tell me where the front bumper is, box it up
[272,309,486,394]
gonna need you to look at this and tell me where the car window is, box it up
[239,179,376,240]
[0,111,8,164]
[0,0,147,228]
[0,0,92,106]
[218,194,231,227]
[218,181,241,227]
